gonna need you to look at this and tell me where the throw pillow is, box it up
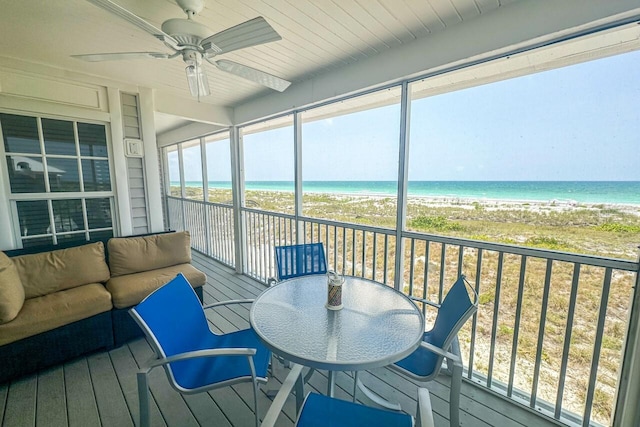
[0,251,25,324]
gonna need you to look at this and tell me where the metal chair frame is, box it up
[262,363,435,427]
[130,274,270,427]
[269,242,327,285]
[392,275,479,427]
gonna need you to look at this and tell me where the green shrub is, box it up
[595,223,640,233]
[479,292,494,305]
[525,236,572,251]
[410,215,465,231]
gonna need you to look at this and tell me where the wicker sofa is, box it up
[0,231,206,384]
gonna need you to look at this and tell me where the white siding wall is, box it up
[120,93,149,235]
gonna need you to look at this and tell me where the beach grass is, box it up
[177,186,639,424]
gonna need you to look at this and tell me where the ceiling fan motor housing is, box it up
[161,18,211,47]
[176,0,204,15]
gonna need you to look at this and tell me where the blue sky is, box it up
[175,48,639,182]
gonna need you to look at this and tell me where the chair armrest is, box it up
[262,363,305,427]
[419,341,462,366]
[267,277,278,287]
[202,299,255,310]
[409,295,441,309]
[416,388,435,427]
[142,347,257,372]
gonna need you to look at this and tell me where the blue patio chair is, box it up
[129,273,271,427]
[268,242,327,285]
[392,275,478,427]
[262,364,435,427]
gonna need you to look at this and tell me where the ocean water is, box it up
[179,181,640,205]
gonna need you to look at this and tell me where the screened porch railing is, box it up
[166,196,236,267]
[167,197,639,427]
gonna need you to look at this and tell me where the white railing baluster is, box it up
[487,251,504,388]
[583,268,612,426]
[508,255,528,397]
[556,263,582,419]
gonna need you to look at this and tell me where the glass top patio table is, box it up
[250,275,425,395]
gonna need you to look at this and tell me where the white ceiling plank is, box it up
[234,0,640,124]
[0,0,637,136]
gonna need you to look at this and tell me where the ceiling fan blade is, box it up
[86,0,181,50]
[202,17,281,55]
[213,60,291,92]
[72,52,171,62]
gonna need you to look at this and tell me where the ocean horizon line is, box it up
[172,180,640,205]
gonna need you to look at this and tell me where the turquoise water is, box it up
[179,181,640,205]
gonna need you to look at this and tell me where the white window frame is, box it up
[0,111,117,248]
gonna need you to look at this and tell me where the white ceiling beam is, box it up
[156,121,226,146]
[154,92,233,127]
[233,0,640,125]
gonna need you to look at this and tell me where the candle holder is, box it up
[326,270,344,310]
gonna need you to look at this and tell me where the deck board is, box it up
[0,384,7,425]
[0,251,559,427]
[3,376,36,427]
[87,352,134,427]
[64,358,101,427]
[36,366,67,427]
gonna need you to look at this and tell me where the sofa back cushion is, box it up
[13,242,110,299]
[108,231,192,277]
[0,252,25,324]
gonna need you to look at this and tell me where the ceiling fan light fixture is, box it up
[185,64,210,97]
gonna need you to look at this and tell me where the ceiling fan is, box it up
[73,0,291,97]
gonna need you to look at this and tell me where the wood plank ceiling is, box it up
[0,0,517,108]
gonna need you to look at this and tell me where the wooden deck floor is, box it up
[0,252,558,427]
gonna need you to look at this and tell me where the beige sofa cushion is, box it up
[0,252,25,324]
[0,283,112,346]
[106,264,206,309]
[13,242,110,299]
[108,231,192,277]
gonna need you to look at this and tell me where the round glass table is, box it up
[250,275,425,397]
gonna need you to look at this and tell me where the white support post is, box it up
[0,123,15,249]
[177,144,186,231]
[230,126,246,274]
[393,82,411,291]
[613,247,640,426]
[107,87,133,236]
[294,112,304,243]
[160,146,171,229]
[201,137,211,256]
[138,87,164,232]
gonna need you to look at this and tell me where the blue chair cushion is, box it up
[394,331,439,378]
[131,274,271,391]
[170,327,272,390]
[275,243,327,280]
[297,393,413,427]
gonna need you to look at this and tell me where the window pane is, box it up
[82,159,111,191]
[205,133,232,203]
[301,88,401,226]
[22,237,53,249]
[47,158,80,192]
[57,233,88,245]
[86,198,112,229]
[42,118,76,156]
[1,113,40,154]
[182,140,203,200]
[17,200,50,236]
[167,147,181,197]
[78,123,108,157]
[243,116,294,214]
[52,199,83,232]
[90,230,114,241]
[6,155,46,193]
